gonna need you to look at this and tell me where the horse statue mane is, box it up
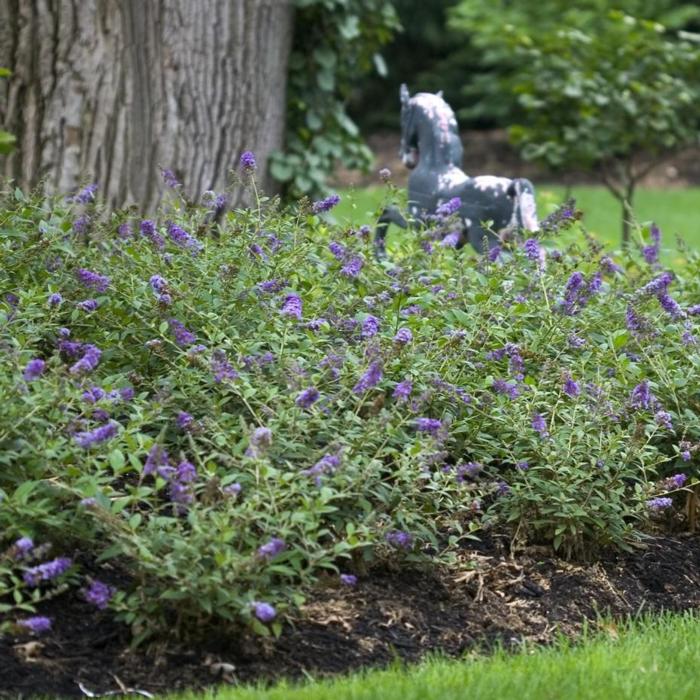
[375,84,539,257]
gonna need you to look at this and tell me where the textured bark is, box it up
[0,0,294,210]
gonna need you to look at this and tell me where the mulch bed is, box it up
[3,533,700,698]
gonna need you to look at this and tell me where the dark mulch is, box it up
[3,534,700,698]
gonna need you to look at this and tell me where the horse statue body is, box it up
[375,85,539,256]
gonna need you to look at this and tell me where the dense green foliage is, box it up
[505,11,700,244]
[271,0,399,198]
[178,613,700,699]
[1,179,698,641]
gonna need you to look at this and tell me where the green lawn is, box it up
[175,613,699,700]
[334,184,700,266]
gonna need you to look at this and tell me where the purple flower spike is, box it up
[240,151,257,173]
[14,537,34,558]
[161,168,180,188]
[281,294,303,320]
[296,387,320,408]
[48,292,63,307]
[393,379,412,401]
[74,421,119,449]
[23,557,72,587]
[169,319,196,346]
[252,601,276,622]
[23,358,46,381]
[312,194,341,214]
[647,497,673,511]
[257,537,286,560]
[340,573,358,587]
[394,327,412,344]
[361,315,380,339]
[71,183,98,204]
[415,417,443,434]
[84,580,114,609]
[532,413,549,438]
[385,530,413,549]
[17,616,52,634]
[76,268,110,293]
[352,361,383,394]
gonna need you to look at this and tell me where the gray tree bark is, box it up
[0,0,294,211]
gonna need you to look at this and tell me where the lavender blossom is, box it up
[252,601,276,622]
[646,497,673,511]
[629,380,654,410]
[76,268,110,292]
[257,537,286,560]
[492,379,520,399]
[668,473,687,489]
[394,327,412,344]
[523,238,541,261]
[440,231,461,248]
[361,315,380,339]
[658,292,685,320]
[83,580,113,609]
[281,294,302,320]
[393,379,412,401]
[654,410,673,430]
[17,616,52,634]
[140,219,165,249]
[415,417,443,434]
[257,279,287,294]
[74,421,119,449]
[302,453,341,483]
[14,537,34,558]
[23,358,45,381]
[352,361,383,394]
[642,224,661,265]
[532,413,549,438]
[176,411,194,431]
[161,168,180,188]
[144,445,169,477]
[167,221,203,253]
[76,299,99,313]
[436,197,461,217]
[340,573,358,586]
[73,214,90,235]
[69,345,101,375]
[636,272,673,298]
[600,256,623,274]
[378,168,392,182]
[48,292,63,307]
[169,319,196,346]
[329,241,346,260]
[211,350,238,382]
[23,557,72,587]
[312,194,341,214]
[82,386,106,403]
[563,376,581,398]
[385,530,413,549]
[149,275,168,294]
[239,151,257,172]
[341,256,363,278]
[71,183,98,204]
[296,387,320,408]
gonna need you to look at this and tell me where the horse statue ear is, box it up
[436,90,444,98]
[400,83,410,105]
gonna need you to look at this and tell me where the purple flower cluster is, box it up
[654,410,673,430]
[296,386,320,408]
[341,256,364,279]
[167,221,203,253]
[436,197,461,217]
[161,168,180,188]
[281,294,302,320]
[646,497,673,511]
[642,224,661,265]
[563,375,581,398]
[312,194,341,214]
[532,412,549,438]
[415,417,443,435]
[302,453,341,484]
[211,350,238,383]
[144,445,169,477]
[69,345,101,375]
[361,315,380,339]
[252,601,275,622]
[74,421,119,449]
[559,271,600,315]
[439,232,461,248]
[48,292,63,307]
[257,279,287,294]
[636,272,673,298]
[340,573,358,586]
[71,183,98,204]
[169,319,196,346]
[394,327,412,344]
[169,460,197,506]
[23,557,72,587]
[385,530,413,549]
[17,616,52,634]
[140,219,165,249]
[257,537,286,560]
[353,361,383,394]
[76,268,111,293]
[83,579,114,609]
[23,358,46,381]
[523,238,541,261]
[77,299,99,313]
[14,537,34,558]
[393,379,413,401]
[629,380,655,410]
[492,379,520,399]
[240,151,257,172]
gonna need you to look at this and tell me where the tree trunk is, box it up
[0,0,294,211]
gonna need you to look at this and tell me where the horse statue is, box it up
[375,84,539,257]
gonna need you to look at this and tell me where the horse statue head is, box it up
[399,84,463,171]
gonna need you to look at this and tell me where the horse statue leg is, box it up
[507,178,540,232]
[375,205,409,260]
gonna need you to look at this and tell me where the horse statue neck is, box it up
[410,93,463,172]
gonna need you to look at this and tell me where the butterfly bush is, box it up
[1,189,698,640]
